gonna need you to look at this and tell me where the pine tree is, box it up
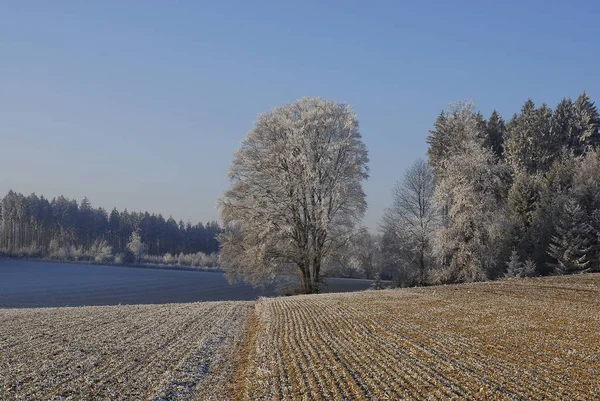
[370,273,385,290]
[523,258,537,277]
[432,121,509,282]
[572,91,600,152]
[483,110,505,160]
[552,98,575,152]
[426,102,482,178]
[548,199,594,274]
[508,172,540,234]
[505,249,524,278]
[505,100,557,174]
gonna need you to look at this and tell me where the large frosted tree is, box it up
[219,97,369,293]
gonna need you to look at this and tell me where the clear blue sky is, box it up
[2,1,599,229]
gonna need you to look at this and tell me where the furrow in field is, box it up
[59,304,223,399]
[297,297,474,400]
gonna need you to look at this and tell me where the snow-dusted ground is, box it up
[0,260,373,307]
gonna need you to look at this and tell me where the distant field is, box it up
[1,274,599,400]
[0,260,374,307]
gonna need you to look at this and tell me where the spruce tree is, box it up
[505,249,524,278]
[548,199,594,274]
[426,102,482,178]
[505,100,557,174]
[370,273,385,290]
[523,258,537,277]
[552,98,575,152]
[572,91,600,152]
[484,110,505,160]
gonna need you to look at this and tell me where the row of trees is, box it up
[0,191,221,266]
[218,94,600,293]
[376,92,600,285]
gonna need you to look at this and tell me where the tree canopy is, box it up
[219,97,369,293]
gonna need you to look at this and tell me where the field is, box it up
[2,274,599,400]
[1,302,251,400]
[0,260,373,307]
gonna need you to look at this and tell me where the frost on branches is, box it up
[380,159,437,286]
[429,102,510,283]
[219,97,369,293]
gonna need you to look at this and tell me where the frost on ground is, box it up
[1,275,599,401]
[0,301,251,401]
[241,274,600,400]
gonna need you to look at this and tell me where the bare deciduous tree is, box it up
[219,97,369,293]
[380,159,437,285]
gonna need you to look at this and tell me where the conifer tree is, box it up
[523,258,537,277]
[572,92,600,152]
[507,172,541,257]
[483,110,505,160]
[505,249,524,278]
[551,98,575,152]
[431,103,509,282]
[370,273,385,290]
[426,102,481,178]
[505,100,557,174]
[548,199,593,274]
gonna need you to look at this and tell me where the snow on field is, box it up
[0,302,251,400]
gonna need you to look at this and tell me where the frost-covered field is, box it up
[242,274,600,400]
[2,274,599,400]
[0,302,251,400]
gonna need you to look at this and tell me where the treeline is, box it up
[0,191,222,268]
[349,92,600,286]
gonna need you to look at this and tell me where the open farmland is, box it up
[241,274,600,400]
[1,274,599,400]
[0,260,374,308]
[0,301,251,400]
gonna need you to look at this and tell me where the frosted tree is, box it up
[552,98,576,152]
[127,231,146,263]
[547,199,593,274]
[504,100,557,174]
[343,227,380,279]
[427,101,481,178]
[572,91,600,151]
[219,97,369,293]
[430,102,509,283]
[483,110,505,160]
[505,249,524,278]
[380,159,437,285]
[91,239,113,262]
[369,273,385,290]
[506,171,543,259]
[523,258,537,277]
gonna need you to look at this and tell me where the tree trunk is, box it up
[312,256,321,293]
[299,260,312,294]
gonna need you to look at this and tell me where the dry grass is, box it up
[242,274,600,400]
[0,301,251,401]
[1,274,599,400]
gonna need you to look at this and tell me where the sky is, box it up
[1,1,599,230]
